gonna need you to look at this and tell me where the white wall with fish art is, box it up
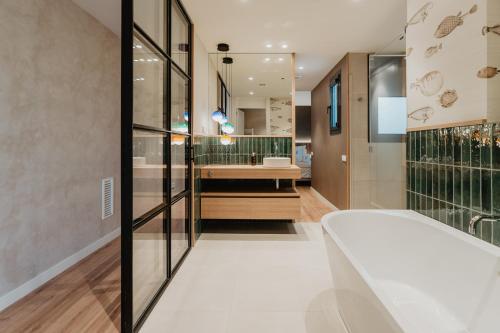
[406,0,500,130]
[270,97,292,135]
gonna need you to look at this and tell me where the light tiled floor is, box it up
[140,222,345,333]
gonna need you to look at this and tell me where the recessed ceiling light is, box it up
[298,66,304,70]
[278,57,284,62]
[281,44,288,49]
[265,43,273,48]
[248,76,254,81]
[264,58,271,62]
[249,91,255,95]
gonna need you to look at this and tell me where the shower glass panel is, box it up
[171,1,189,72]
[171,66,189,133]
[132,211,167,323]
[132,130,166,220]
[171,197,189,269]
[133,36,165,129]
[122,0,192,331]
[133,0,166,49]
[368,55,407,209]
[171,134,188,197]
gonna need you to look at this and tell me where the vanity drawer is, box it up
[201,196,301,220]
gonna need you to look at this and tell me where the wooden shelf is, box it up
[202,186,299,198]
[201,165,301,180]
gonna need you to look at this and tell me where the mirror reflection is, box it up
[208,53,293,136]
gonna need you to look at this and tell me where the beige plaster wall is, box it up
[0,0,120,297]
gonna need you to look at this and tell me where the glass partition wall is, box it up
[122,1,192,331]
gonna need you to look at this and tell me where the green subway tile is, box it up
[432,129,439,162]
[406,134,410,161]
[446,166,453,203]
[415,163,422,193]
[439,165,446,201]
[471,169,481,212]
[493,124,500,169]
[426,131,433,161]
[411,132,416,161]
[494,171,500,215]
[420,131,427,161]
[433,199,440,220]
[452,206,461,230]
[416,132,421,161]
[493,223,500,246]
[481,170,492,215]
[411,162,416,192]
[462,167,471,208]
[439,200,447,224]
[471,126,481,167]
[426,197,432,217]
[481,125,492,168]
[445,128,453,165]
[453,167,461,206]
[410,191,415,210]
[453,128,461,165]
[438,129,446,163]
[406,162,411,190]
[432,164,438,198]
[481,220,492,243]
[446,203,454,226]
[406,191,411,209]
[462,209,471,233]
[426,164,432,196]
[461,127,471,167]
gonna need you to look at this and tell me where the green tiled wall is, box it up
[195,136,292,165]
[407,123,500,246]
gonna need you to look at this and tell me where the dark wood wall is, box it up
[311,54,350,209]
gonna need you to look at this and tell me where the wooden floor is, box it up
[0,239,121,333]
[0,186,333,333]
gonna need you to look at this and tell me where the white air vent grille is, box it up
[101,177,114,220]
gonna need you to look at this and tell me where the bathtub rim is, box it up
[320,209,500,333]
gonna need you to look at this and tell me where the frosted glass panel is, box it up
[378,97,407,134]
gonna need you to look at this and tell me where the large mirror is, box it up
[208,53,293,136]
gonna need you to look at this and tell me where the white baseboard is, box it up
[0,228,121,312]
[310,187,340,211]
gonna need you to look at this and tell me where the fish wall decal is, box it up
[482,25,500,36]
[434,4,478,38]
[411,71,444,96]
[408,107,435,123]
[477,66,500,78]
[406,2,434,31]
[425,43,443,58]
[439,89,458,108]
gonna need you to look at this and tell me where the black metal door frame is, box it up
[121,1,193,332]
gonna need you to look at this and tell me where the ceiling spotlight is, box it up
[249,91,255,95]
[264,58,271,62]
[278,57,284,62]
[281,44,288,49]
[248,76,254,81]
[265,43,273,48]
[298,66,304,70]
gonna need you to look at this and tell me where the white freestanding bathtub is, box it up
[321,210,500,333]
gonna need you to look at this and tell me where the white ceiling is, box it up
[183,0,406,90]
[72,0,121,36]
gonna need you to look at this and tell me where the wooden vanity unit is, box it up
[200,165,302,221]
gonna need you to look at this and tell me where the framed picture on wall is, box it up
[329,72,341,134]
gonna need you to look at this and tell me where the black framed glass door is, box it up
[122,0,192,331]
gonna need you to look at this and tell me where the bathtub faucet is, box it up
[468,214,500,235]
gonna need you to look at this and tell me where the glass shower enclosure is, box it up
[121,0,193,331]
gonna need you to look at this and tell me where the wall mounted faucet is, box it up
[468,215,500,235]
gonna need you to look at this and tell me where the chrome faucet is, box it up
[468,214,500,235]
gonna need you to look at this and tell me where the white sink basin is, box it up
[263,157,291,168]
